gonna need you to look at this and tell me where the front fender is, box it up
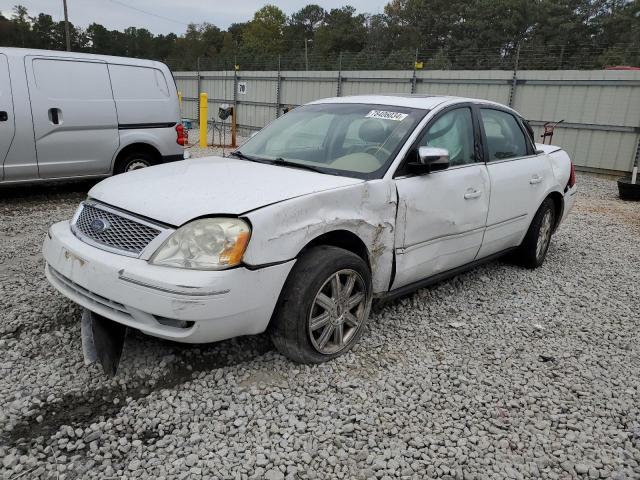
[243,180,398,294]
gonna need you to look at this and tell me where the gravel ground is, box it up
[0,172,639,480]
[185,128,249,159]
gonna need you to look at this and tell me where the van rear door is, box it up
[25,56,119,178]
[0,53,16,181]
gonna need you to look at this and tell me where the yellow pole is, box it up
[177,91,183,111]
[199,92,207,147]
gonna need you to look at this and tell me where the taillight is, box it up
[176,123,187,146]
[568,161,576,188]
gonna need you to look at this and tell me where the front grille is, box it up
[74,203,161,255]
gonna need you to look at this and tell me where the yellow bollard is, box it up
[199,92,207,148]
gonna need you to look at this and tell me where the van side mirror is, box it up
[408,147,450,174]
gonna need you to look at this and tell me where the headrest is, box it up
[358,120,388,144]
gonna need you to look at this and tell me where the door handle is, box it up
[48,108,61,125]
[530,175,543,184]
[464,189,482,199]
[0,111,7,122]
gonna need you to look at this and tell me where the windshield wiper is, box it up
[228,150,269,164]
[270,157,329,175]
[231,152,330,175]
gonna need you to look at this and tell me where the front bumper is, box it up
[43,221,295,343]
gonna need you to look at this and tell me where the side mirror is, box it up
[408,147,450,174]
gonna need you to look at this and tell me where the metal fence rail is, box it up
[175,67,640,174]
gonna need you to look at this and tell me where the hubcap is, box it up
[536,210,553,260]
[308,269,368,355]
[126,160,149,171]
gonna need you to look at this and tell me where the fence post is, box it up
[196,56,202,124]
[508,43,521,107]
[411,48,418,93]
[199,92,208,147]
[336,53,342,97]
[233,65,239,134]
[276,55,282,118]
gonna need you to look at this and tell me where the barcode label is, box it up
[365,110,408,121]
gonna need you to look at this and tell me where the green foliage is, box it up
[243,5,287,55]
[0,1,638,70]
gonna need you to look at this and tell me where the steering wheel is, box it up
[364,144,392,161]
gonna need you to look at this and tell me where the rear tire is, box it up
[270,246,372,364]
[114,151,156,175]
[513,197,556,269]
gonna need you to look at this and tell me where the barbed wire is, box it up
[166,43,639,72]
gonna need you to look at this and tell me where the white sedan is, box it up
[43,95,577,364]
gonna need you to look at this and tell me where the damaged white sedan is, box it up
[44,95,577,366]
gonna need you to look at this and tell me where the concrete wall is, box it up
[174,69,640,174]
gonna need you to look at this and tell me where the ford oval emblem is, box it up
[90,218,110,234]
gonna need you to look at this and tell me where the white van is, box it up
[0,47,185,184]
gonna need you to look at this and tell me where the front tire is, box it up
[270,246,372,364]
[513,197,556,269]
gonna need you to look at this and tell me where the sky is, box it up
[3,1,390,34]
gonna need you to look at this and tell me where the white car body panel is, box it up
[478,153,557,258]
[43,221,294,343]
[43,94,577,346]
[244,179,397,293]
[392,164,491,289]
[89,157,363,225]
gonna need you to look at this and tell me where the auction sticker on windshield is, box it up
[365,110,408,121]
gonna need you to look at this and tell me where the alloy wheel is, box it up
[536,210,553,261]
[126,160,150,171]
[308,269,368,355]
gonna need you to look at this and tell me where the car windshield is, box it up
[236,103,426,178]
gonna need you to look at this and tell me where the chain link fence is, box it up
[167,43,640,72]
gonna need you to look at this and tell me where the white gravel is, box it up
[0,173,639,480]
[185,128,249,159]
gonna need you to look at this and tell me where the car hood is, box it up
[89,156,362,226]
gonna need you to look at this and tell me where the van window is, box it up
[33,59,112,100]
[109,65,170,100]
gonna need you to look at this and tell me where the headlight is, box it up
[149,218,250,270]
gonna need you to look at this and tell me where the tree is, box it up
[11,4,30,47]
[243,5,287,55]
[0,2,637,70]
[315,6,367,55]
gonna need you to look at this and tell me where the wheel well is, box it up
[547,191,564,231]
[114,143,161,172]
[300,230,370,268]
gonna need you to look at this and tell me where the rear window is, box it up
[108,64,170,100]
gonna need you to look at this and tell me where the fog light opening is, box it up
[154,317,195,329]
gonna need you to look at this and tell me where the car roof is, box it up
[0,46,166,69]
[309,94,520,115]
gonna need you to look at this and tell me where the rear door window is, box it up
[480,109,528,161]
